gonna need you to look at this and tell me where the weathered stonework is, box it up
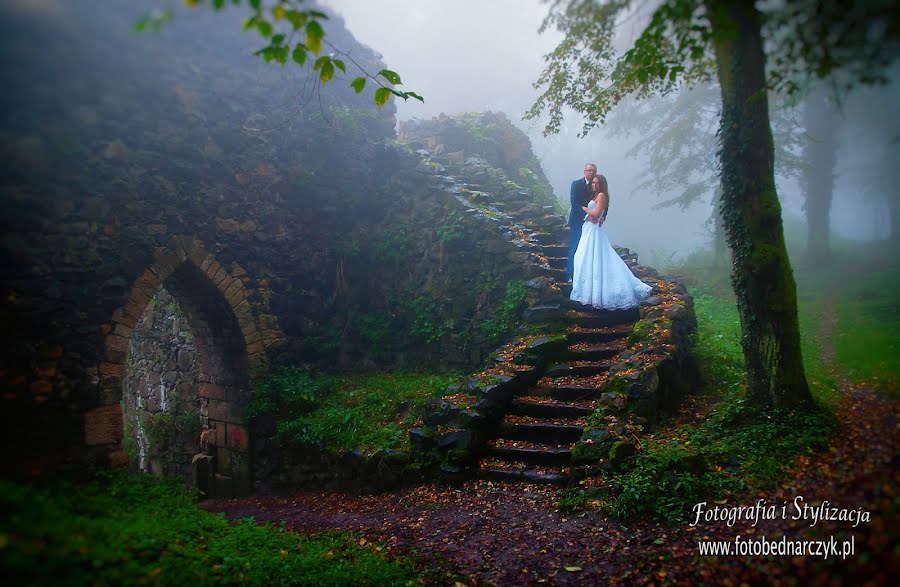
[0,1,568,494]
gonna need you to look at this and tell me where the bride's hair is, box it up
[592,174,609,197]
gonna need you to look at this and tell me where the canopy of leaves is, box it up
[528,0,898,136]
[603,83,805,210]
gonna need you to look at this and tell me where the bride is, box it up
[570,175,652,309]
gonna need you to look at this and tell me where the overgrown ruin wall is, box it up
[0,1,561,485]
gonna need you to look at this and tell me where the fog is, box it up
[5,0,895,266]
[322,0,898,264]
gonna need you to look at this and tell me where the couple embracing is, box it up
[566,163,651,309]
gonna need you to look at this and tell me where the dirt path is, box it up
[206,296,898,585]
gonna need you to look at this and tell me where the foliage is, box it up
[0,470,418,585]
[528,0,897,136]
[356,312,395,346]
[602,83,805,212]
[244,366,324,422]
[301,321,343,356]
[142,0,422,107]
[252,370,460,453]
[435,210,467,244]
[407,296,448,344]
[555,487,594,514]
[373,222,416,264]
[479,280,528,343]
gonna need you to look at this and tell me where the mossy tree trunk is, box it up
[711,185,727,268]
[803,86,838,263]
[705,0,813,408]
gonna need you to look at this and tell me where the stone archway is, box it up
[92,236,266,498]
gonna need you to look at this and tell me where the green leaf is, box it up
[308,10,329,20]
[403,90,424,103]
[319,61,335,82]
[313,56,330,71]
[271,33,285,46]
[256,20,273,37]
[333,59,346,73]
[351,77,366,93]
[249,0,261,11]
[306,21,324,55]
[378,69,402,85]
[374,87,392,108]
[292,45,307,66]
[285,10,308,30]
[274,45,288,65]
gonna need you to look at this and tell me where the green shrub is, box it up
[480,280,527,343]
[0,470,419,585]
[244,367,324,422]
[248,370,459,453]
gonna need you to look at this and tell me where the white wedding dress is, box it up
[570,201,652,309]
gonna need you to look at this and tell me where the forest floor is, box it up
[206,295,899,586]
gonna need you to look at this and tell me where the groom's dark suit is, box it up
[567,177,593,281]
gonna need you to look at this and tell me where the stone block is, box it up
[199,253,215,274]
[84,404,123,445]
[106,334,129,353]
[205,260,222,281]
[199,383,224,401]
[207,399,239,423]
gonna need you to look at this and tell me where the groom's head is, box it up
[583,163,597,182]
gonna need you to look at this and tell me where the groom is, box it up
[567,163,597,281]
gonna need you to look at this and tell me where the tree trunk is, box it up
[889,146,900,244]
[705,0,813,408]
[712,186,727,268]
[803,86,837,262]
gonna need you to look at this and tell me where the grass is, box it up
[249,369,461,453]
[832,265,900,394]
[0,470,420,586]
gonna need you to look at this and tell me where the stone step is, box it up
[541,244,569,256]
[484,446,572,466]
[534,265,568,280]
[500,422,584,444]
[530,385,604,402]
[479,466,570,485]
[546,256,567,269]
[568,344,623,362]
[507,397,595,419]
[529,232,564,246]
[544,362,614,378]
[569,307,640,328]
[566,325,633,344]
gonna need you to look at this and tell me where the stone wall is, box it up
[123,288,201,483]
[0,1,565,491]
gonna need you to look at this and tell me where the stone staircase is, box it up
[478,254,643,484]
[407,142,697,487]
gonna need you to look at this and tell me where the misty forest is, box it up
[1,0,898,585]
